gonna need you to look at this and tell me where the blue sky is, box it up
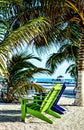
[27,48,71,79]
[33,56,72,79]
[24,44,72,79]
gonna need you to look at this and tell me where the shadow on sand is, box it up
[0,110,21,122]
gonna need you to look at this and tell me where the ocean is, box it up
[33,78,75,84]
[32,78,76,98]
[0,78,76,100]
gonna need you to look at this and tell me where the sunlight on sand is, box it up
[0,97,84,130]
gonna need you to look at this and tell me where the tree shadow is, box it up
[0,110,21,122]
[0,109,32,122]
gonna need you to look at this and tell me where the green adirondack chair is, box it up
[20,84,61,124]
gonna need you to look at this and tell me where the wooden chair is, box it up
[20,84,61,124]
[51,83,66,114]
[34,83,66,114]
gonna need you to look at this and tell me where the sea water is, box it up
[32,78,76,98]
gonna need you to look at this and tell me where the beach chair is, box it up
[51,83,66,114]
[20,84,61,124]
[33,83,66,114]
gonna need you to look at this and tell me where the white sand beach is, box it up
[0,96,84,130]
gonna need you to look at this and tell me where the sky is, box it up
[33,55,72,79]
[25,44,72,79]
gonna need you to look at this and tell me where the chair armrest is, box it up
[20,97,33,105]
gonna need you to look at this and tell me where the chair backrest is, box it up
[53,83,66,106]
[40,84,61,112]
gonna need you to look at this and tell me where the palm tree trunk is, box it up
[74,0,84,106]
[75,27,84,106]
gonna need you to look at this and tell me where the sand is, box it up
[0,96,84,130]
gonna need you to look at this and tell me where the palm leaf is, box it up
[5,51,50,98]
[1,17,50,48]
[65,63,78,81]
[9,80,46,96]
[10,66,51,86]
[0,0,23,6]
[65,0,84,24]
[46,41,79,74]
[46,52,65,73]
[0,52,8,76]
[8,53,42,74]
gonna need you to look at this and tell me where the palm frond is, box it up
[46,39,79,74]
[0,0,23,7]
[0,54,7,77]
[65,63,78,80]
[0,0,9,4]
[46,52,65,73]
[0,21,7,42]
[8,53,42,74]
[58,43,79,60]
[1,17,50,48]
[9,80,46,96]
[10,66,51,86]
[5,51,51,96]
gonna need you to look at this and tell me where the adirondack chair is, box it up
[20,84,61,124]
[33,83,66,114]
[51,83,66,114]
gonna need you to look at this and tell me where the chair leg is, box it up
[56,105,66,111]
[21,100,27,122]
[21,108,26,122]
[46,109,61,118]
[51,105,64,114]
[27,107,53,124]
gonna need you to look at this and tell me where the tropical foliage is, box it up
[46,40,80,82]
[0,0,51,78]
[65,63,78,81]
[45,0,84,106]
[0,0,84,106]
[1,51,51,103]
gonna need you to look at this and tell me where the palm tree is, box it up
[45,0,84,106]
[64,0,84,106]
[1,0,76,48]
[1,0,84,106]
[1,51,50,103]
[0,0,51,78]
[14,0,84,106]
[29,0,83,106]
